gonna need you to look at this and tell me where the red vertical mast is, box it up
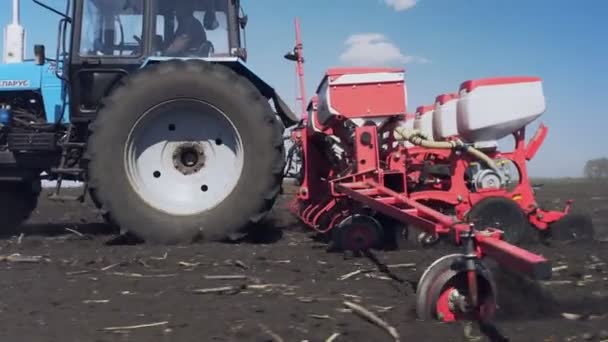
[294,18,307,121]
[284,17,308,121]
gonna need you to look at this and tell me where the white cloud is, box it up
[383,0,418,11]
[339,33,429,66]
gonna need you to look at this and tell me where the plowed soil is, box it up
[0,179,607,342]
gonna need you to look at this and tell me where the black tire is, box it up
[416,254,497,322]
[331,215,384,252]
[375,215,409,250]
[86,60,285,244]
[544,212,594,243]
[87,188,120,231]
[466,196,529,245]
[0,180,40,233]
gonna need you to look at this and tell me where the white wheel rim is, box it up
[124,99,244,216]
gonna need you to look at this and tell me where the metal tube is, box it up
[368,180,454,227]
[335,182,442,234]
[13,0,20,25]
[476,235,551,280]
[393,127,507,184]
[336,180,551,282]
[294,17,307,121]
[463,228,479,307]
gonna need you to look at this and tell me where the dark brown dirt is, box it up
[0,179,607,342]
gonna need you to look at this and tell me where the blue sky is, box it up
[1,0,607,177]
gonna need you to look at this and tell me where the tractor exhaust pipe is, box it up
[3,0,26,64]
[13,0,20,25]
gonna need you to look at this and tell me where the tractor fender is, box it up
[142,57,300,127]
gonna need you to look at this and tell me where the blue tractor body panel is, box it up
[0,61,42,91]
[0,57,296,129]
[40,61,69,124]
[0,60,68,124]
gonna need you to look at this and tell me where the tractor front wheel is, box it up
[0,180,40,234]
[87,60,284,244]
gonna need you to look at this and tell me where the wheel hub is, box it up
[347,225,375,251]
[447,288,471,314]
[417,231,440,247]
[124,99,244,216]
[173,143,206,175]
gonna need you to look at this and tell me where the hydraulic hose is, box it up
[393,127,506,183]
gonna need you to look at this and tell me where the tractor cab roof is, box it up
[87,0,230,15]
[157,0,230,13]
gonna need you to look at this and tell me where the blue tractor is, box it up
[0,0,298,243]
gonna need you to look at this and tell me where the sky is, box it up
[1,0,607,178]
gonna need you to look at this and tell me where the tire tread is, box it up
[86,59,285,243]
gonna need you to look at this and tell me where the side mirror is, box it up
[34,45,46,65]
[284,49,298,61]
[239,15,248,29]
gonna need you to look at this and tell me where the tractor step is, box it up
[51,167,85,175]
[47,124,88,202]
[48,193,85,202]
[58,142,87,148]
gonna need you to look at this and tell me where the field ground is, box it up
[0,179,607,342]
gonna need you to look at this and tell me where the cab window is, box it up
[153,0,229,57]
[79,0,145,56]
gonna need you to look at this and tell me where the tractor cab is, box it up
[32,0,247,122]
[76,0,241,58]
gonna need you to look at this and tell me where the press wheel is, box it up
[331,215,384,252]
[467,197,529,245]
[416,254,497,322]
[544,212,594,243]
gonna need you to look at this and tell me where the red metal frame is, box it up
[287,66,564,283]
[380,121,567,230]
[293,18,307,121]
[333,179,550,280]
[290,95,568,233]
[282,21,568,323]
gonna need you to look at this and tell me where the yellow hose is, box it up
[393,127,506,182]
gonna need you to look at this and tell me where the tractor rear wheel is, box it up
[86,60,284,244]
[0,180,40,233]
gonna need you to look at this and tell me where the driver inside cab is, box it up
[164,1,217,56]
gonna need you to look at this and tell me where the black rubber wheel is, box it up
[87,188,120,231]
[86,59,285,244]
[375,214,443,249]
[375,215,408,250]
[545,213,594,242]
[416,254,497,322]
[466,197,529,245]
[331,215,384,252]
[0,180,40,233]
